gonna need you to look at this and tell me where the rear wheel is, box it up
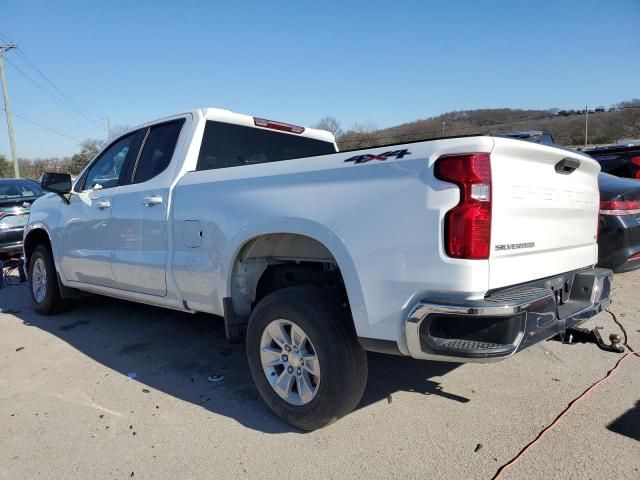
[28,244,66,315]
[246,286,367,430]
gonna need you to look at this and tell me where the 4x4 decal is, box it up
[344,149,411,164]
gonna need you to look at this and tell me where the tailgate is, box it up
[489,138,600,289]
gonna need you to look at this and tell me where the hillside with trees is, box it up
[334,98,640,150]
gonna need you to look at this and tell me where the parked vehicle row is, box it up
[23,108,612,429]
[0,179,44,259]
[583,143,640,179]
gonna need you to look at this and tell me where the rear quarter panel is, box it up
[171,136,496,346]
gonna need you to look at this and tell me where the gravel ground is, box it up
[1,270,638,479]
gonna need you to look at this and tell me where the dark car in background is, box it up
[498,129,555,145]
[583,143,640,179]
[597,173,640,273]
[0,178,44,259]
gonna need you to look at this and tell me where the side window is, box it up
[83,133,140,191]
[133,120,184,183]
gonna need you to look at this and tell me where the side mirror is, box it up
[41,172,72,194]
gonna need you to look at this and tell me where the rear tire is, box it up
[28,244,67,315]
[246,286,367,430]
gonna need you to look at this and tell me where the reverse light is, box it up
[599,199,640,216]
[253,117,305,134]
[435,153,492,259]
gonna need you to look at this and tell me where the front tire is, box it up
[28,244,65,315]
[246,286,367,430]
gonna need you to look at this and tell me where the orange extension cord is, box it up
[492,310,639,480]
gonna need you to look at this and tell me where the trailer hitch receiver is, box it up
[555,326,624,353]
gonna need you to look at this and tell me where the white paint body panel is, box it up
[25,108,600,354]
[488,138,600,288]
[58,188,118,287]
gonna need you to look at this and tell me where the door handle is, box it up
[96,200,111,209]
[143,195,163,206]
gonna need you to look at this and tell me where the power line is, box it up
[24,118,106,136]
[0,33,105,157]
[13,47,101,124]
[3,55,101,126]
[20,128,105,148]
[12,111,81,141]
[0,31,102,126]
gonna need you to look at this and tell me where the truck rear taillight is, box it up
[253,117,305,134]
[435,153,492,260]
[599,199,640,216]
[630,156,640,179]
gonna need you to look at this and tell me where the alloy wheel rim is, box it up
[259,319,321,406]
[31,258,47,303]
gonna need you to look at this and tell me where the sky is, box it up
[1,0,639,159]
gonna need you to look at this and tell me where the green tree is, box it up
[0,153,12,177]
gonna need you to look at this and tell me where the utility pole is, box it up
[0,44,19,178]
[585,104,588,148]
[442,121,446,136]
[106,116,111,140]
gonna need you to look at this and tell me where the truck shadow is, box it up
[13,289,464,434]
[607,400,640,442]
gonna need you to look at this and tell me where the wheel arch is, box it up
[224,222,368,337]
[23,226,53,271]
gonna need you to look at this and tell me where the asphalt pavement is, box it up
[1,270,638,479]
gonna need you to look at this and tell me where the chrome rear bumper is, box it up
[405,268,613,363]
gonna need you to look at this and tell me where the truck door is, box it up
[58,131,144,287]
[109,119,185,296]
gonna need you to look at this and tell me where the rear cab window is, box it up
[196,121,337,171]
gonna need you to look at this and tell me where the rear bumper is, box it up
[0,228,25,258]
[405,267,612,363]
[0,241,23,257]
[597,214,640,273]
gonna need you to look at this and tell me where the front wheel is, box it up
[28,244,66,315]
[246,286,367,430]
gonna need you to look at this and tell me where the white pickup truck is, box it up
[25,108,612,430]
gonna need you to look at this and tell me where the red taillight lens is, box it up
[599,199,640,215]
[435,153,491,259]
[631,156,640,179]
